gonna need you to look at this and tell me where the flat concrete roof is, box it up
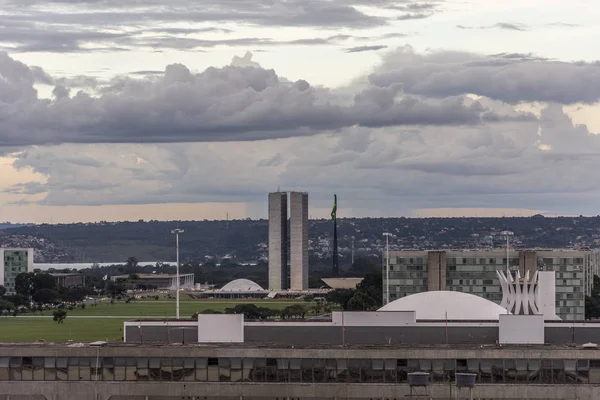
[0,342,592,351]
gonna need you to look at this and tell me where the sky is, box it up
[1,0,600,223]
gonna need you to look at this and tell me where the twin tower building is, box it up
[268,191,309,291]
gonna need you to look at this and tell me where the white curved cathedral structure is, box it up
[496,269,561,320]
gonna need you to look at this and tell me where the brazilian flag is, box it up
[331,194,337,221]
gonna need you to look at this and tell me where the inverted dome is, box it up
[378,291,510,320]
[220,279,264,292]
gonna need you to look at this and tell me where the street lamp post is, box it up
[171,228,184,319]
[383,232,392,305]
[501,231,514,271]
[351,236,355,266]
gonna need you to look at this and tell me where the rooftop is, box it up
[0,342,593,351]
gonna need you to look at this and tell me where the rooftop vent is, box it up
[407,372,429,386]
[455,373,477,387]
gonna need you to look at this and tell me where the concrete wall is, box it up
[499,315,544,344]
[268,192,288,290]
[427,251,446,291]
[520,250,538,277]
[126,324,498,345]
[538,271,558,320]
[289,191,308,290]
[331,311,416,325]
[2,381,599,400]
[126,322,600,346]
[197,315,244,342]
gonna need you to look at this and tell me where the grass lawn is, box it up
[0,299,306,342]
[0,318,127,342]
[66,299,305,317]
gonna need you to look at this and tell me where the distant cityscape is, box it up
[2,215,600,264]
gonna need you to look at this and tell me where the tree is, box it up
[106,281,127,298]
[311,298,327,316]
[356,270,383,307]
[281,304,308,319]
[224,304,274,320]
[126,257,139,269]
[0,285,6,297]
[15,272,56,297]
[0,299,15,311]
[53,310,67,323]
[3,294,27,307]
[32,289,59,304]
[33,273,57,292]
[15,273,34,297]
[192,309,222,319]
[347,291,377,311]
[59,287,87,303]
[326,289,356,310]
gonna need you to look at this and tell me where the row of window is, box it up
[1,357,599,384]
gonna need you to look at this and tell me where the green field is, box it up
[0,299,305,342]
[0,318,128,342]
[65,299,303,317]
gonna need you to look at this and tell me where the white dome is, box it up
[378,291,510,320]
[220,279,264,292]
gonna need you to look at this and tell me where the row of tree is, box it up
[0,272,93,311]
[192,303,315,321]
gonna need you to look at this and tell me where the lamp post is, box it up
[351,236,355,266]
[171,228,184,319]
[383,232,392,305]
[501,231,514,271]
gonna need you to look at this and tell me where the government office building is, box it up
[0,248,34,295]
[382,249,600,320]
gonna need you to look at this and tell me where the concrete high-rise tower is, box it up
[268,192,288,290]
[290,191,309,290]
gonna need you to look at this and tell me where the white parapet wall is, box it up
[332,311,416,326]
[197,314,244,343]
[538,271,560,320]
[499,314,544,344]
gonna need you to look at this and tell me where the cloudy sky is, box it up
[1,0,599,223]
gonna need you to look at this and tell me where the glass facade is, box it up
[2,249,31,295]
[537,254,586,320]
[383,250,598,320]
[0,356,596,384]
[445,254,519,304]
[386,255,427,301]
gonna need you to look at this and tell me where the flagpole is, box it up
[332,194,339,277]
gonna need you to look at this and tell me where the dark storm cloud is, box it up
[345,45,388,53]
[0,51,517,147]
[369,47,600,104]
